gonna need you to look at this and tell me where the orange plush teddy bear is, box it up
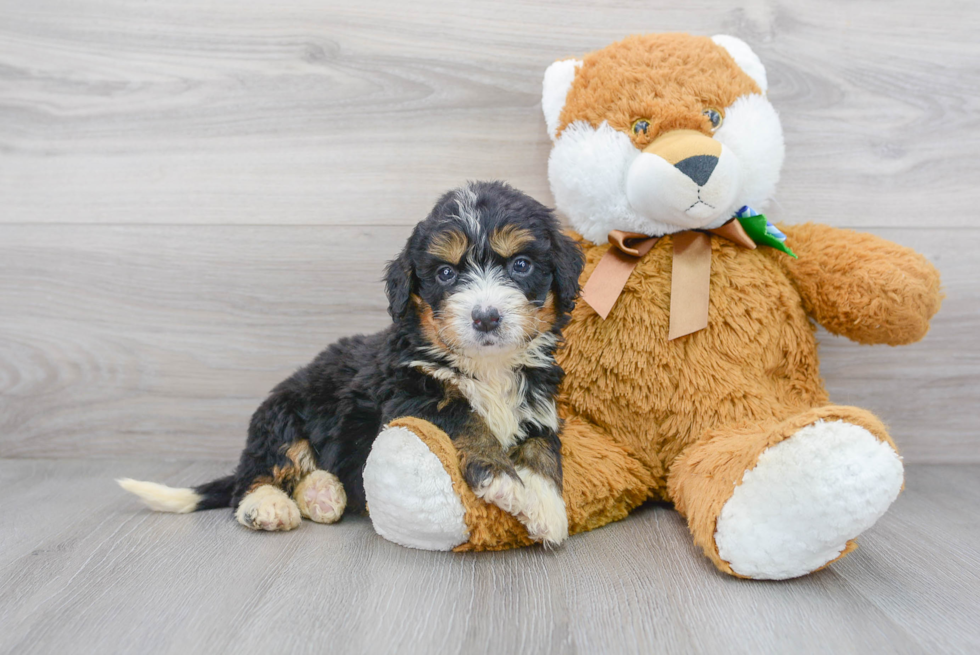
[361,33,942,579]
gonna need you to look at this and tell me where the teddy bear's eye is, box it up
[703,108,724,131]
[631,119,651,136]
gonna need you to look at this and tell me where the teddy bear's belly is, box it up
[557,240,829,487]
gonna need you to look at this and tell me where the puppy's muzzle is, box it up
[471,306,501,333]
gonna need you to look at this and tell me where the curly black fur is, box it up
[191,181,584,516]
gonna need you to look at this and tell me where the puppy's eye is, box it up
[510,257,533,277]
[436,265,457,284]
[703,108,723,131]
[631,119,650,136]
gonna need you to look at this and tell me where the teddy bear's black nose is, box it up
[675,155,718,187]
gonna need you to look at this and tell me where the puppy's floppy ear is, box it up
[384,231,417,320]
[548,219,585,324]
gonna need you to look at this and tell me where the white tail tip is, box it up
[117,478,201,514]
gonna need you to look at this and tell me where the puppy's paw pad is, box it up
[235,485,301,532]
[295,470,346,524]
[474,474,525,515]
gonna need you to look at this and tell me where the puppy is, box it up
[119,181,584,546]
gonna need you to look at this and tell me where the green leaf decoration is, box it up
[737,214,798,258]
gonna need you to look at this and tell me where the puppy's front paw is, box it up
[472,472,525,515]
[294,470,346,524]
[235,485,301,532]
[462,457,522,512]
[516,469,568,547]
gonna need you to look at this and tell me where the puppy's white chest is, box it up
[410,349,560,449]
[457,368,525,449]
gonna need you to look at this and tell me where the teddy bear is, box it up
[360,33,943,580]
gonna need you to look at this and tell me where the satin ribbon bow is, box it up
[580,208,795,340]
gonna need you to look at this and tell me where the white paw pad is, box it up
[235,485,302,532]
[715,420,904,580]
[362,425,469,551]
[294,470,347,524]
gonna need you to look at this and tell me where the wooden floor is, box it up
[2,1,979,653]
[0,460,977,655]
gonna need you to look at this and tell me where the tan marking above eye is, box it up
[427,230,468,265]
[489,225,534,258]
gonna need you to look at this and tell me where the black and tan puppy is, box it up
[119,181,584,546]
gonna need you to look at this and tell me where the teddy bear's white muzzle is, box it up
[626,144,741,230]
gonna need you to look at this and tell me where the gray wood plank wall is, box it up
[1,0,978,462]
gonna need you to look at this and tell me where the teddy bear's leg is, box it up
[362,415,656,551]
[361,419,471,551]
[668,406,904,580]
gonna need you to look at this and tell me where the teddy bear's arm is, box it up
[776,223,942,345]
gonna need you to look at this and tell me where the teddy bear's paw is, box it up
[714,419,904,580]
[294,470,346,524]
[514,468,568,548]
[235,485,302,532]
[362,424,469,551]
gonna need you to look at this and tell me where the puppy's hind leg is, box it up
[235,485,302,532]
[234,439,319,532]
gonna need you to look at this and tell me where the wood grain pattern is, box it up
[0,459,977,654]
[1,3,977,651]
[0,1,977,462]
[0,225,974,461]
[0,226,980,462]
[0,0,978,228]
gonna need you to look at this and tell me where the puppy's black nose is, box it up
[471,307,501,333]
[675,154,718,187]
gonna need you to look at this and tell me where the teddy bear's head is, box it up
[542,33,784,244]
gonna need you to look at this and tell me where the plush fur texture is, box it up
[713,419,904,580]
[542,58,582,140]
[120,181,584,544]
[547,34,784,241]
[362,424,470,550]
[359,33,944,580]
[553,34,759,145]
[668,405,899,577]
[365,415,653,552]
[373,228,938,562]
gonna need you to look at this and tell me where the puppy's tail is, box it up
[117,475,235,513]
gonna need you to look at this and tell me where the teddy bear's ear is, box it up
[711,35,768,93]
[542,58,583,141]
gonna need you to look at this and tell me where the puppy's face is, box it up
[386,182,584,360]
